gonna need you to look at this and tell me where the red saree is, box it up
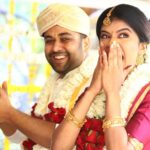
[126,82,150,149]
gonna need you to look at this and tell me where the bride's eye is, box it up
[119,33,129,38]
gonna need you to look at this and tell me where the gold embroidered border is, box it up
[68,77,89,110]
[128,136,143,150]
[127,83,150,122]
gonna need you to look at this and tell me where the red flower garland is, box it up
[76,118,105,150]
[22,102,105,150]
[22,102,66,150]
[22,139,36,150]
[22,103,42,149]
[44,102,66,123]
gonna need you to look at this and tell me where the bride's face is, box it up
[99,18,143,75]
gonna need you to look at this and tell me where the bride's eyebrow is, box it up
[100,31,110,35]
[101,28,132,34]
[116,28,131,33]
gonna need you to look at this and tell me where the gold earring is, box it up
[136,44,147,66]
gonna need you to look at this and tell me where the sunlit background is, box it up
[0,0,150,149]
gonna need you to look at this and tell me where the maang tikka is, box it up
[103,7,115,26]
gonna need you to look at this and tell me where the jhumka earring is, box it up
[103,7,115,26]
[136,44,147,66]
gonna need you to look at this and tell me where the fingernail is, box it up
[111,41,117,48]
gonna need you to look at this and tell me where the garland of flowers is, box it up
[76,44,150,150]
[22,44,150,150]
[34,51,98,117]
[86,44,150,119]
[22,51,98,150]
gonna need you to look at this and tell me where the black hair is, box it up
[96,4,150,43]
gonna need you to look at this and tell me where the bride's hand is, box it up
[88,43,105,96]
[102,41,124,96]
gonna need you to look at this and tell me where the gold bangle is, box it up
[128,136,143,150]
[102,116,126,131]
[65,110,86,128]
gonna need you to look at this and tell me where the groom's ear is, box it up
[2,81,8,94]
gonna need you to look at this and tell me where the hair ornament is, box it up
[103,6,115,26]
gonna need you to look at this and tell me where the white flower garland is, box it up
[87,44,150,119]
[34,50,98,116]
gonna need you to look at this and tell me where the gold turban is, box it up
[36,3,90,36]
